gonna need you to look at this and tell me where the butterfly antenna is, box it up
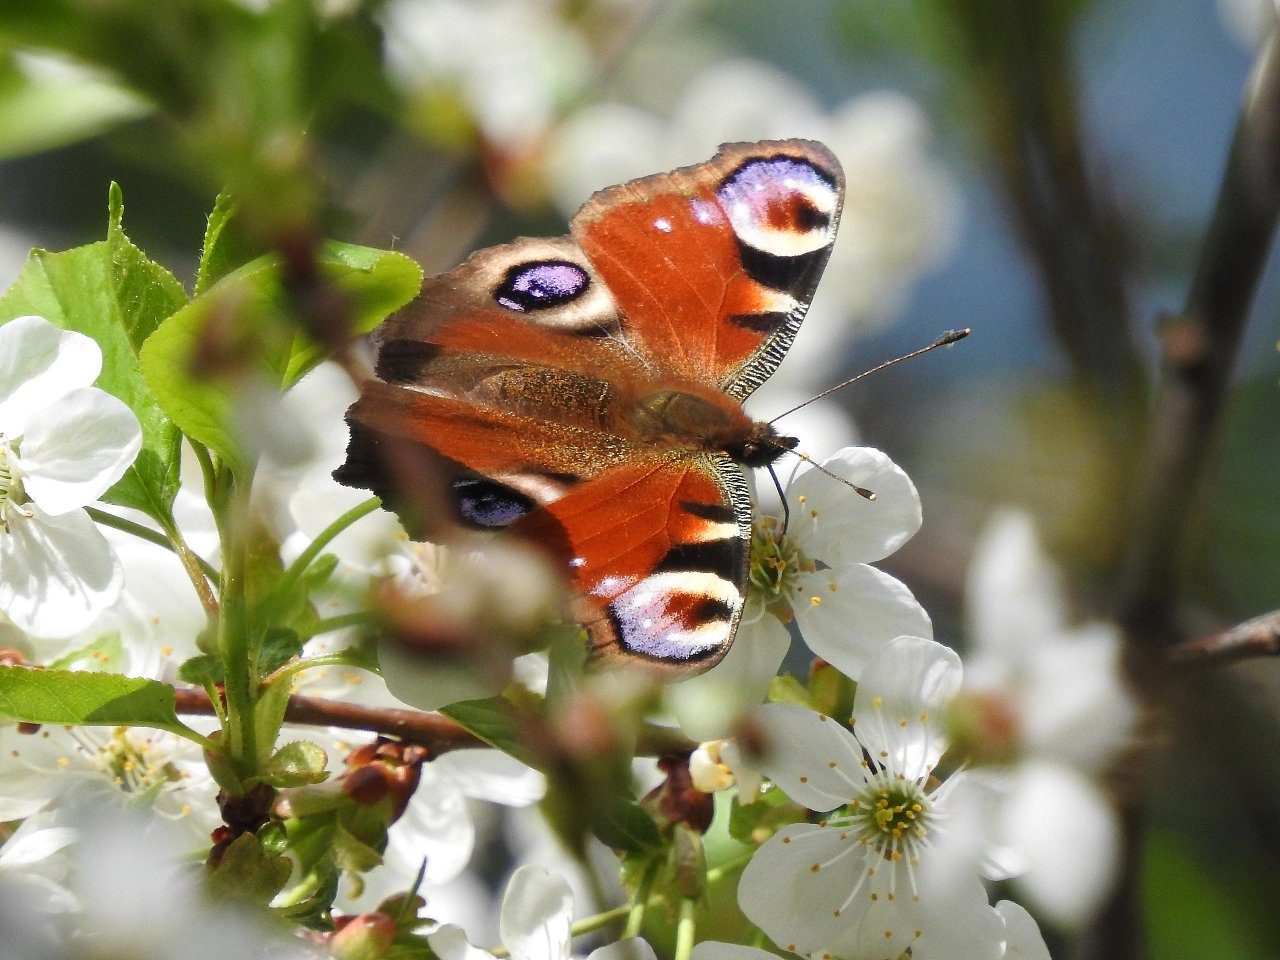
[759,437,878,504]
[765,463,791,534]
[768,328,971,425]
[786,450,877,501]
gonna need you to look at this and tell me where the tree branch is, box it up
[173,687,484,754]
[1168,610,1280,664]
[172,687,695,759]
[1119,26,1280,651]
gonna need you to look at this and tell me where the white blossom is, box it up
[0,315,142,638]
[429,864,655,960]
[737,637,1014,960]
[960,509,1137,927]
[690,898,1050,960]
[668,447,931,741]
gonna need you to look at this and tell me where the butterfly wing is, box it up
[338,139,845,675]
[572,138,844,398]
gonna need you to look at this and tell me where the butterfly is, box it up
[335,139,844,678]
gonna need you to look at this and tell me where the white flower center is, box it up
[848,775,931,859]
[0,436,29,532]
[749,516,813,612]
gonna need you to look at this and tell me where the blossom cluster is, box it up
[0,304,1133,960]
[0,6,1139,957]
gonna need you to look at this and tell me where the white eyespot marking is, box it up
[690,199,722,226]
[717,156,839,258]
[608,571,740,660]
[653,217,673,233]
[569,557,586,568]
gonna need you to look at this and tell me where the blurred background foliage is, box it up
[0,0,1278,956]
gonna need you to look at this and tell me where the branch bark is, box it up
[173,687,484,754]
[1168,610,1280,664]
[1119,27,1280,652]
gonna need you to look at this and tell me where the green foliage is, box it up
[46,633,125,673]
[1143,827,1280,960]
[207,832,294,905]
[0,665,203,740]
[197,193,262,298]
[264,741,330,788]
[0,185,188,520]
[0,0,397,233]
[139,242,421,477]
[441,696,542,769]
[0,51,149,159]
[593,796,664,853]
[727,785,806,846]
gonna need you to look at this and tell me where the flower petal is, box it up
[851,637,961,778]
[738,823,871,953]
[383,767,474,885]
[433,749,545,807]
[0,317,101,436]
[1002,761,1120,928]
[499,865,573,960]
[0,505,121,638]
[832,897,926,960]
[17,388,141,515]
[588,939,658,960]
[428,924,498,960]
[792,564,933,678]
[997,900,1052,960]
[787,447,921,564]
[752,702,867,811]
[667,610,791,741]
[914,876,1004,960]
[690,944,776,960]
[965,510,1065,663]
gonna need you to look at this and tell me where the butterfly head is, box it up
[728,422,799,469]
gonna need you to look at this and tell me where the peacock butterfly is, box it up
[335,139,844,678]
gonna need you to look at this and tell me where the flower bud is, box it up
[330,912,396,960]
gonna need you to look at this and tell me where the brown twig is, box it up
[172,687,695,759]
[1168,610,1280,664]
[173,687,483,754]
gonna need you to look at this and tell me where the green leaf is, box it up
[138,258,272,476]
[0,185,188,518]
[263,740,329,787]
[139,243,420,476]
[196,193,260,298]
[592,797,662,853]
[178,654,224,688]
[277,243,423,387]
[0,665,198,737]
[46,633,124,673]
[441,696,539,768]
[766,673,812,708]
[206,832,292,905]
[259,628,304,676]
[727,785,805,845]
[0,53,149,159]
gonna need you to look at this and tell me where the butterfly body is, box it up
[337,140,844,677]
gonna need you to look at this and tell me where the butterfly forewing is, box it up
[573,139,843,398]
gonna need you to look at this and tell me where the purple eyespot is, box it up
[495,260,590,312]
[453,477,534,528]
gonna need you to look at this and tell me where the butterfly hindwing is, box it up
[510,457,751,675]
